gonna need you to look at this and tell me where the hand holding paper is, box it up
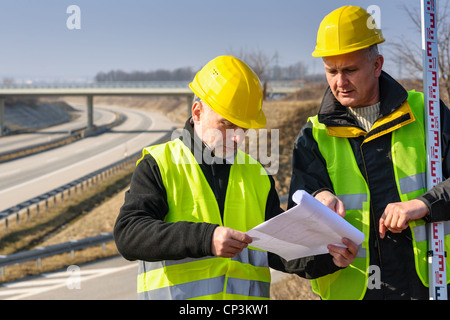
[246,190,364,261]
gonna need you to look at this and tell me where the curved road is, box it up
[0,104,181,212]
[0,103,116,154]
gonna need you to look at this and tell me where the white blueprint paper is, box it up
[247,190,364,261]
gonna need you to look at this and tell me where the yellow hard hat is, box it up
[189,55,266,129]
[312,5,385,57]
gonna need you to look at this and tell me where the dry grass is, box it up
[2,86,325,299]
[262,99,320,196]
[270,275,320,300]
[0,168,133,283]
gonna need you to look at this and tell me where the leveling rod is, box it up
[421,0,447,300]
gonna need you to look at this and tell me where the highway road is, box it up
[0,255,138,300]
[0,255,287,300]
[0,104,181,212]
[0,103,116,155]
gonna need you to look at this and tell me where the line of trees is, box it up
[94,67,195,82]
[94,62,312,83]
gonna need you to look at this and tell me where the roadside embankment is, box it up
[2,97,75,134]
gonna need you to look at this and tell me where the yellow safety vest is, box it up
[136,138,272,300]
[309,91,450,299]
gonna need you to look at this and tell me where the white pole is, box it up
[421,0,447,300]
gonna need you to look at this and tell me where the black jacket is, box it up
[114,118,340,277]
[288,71,450,299]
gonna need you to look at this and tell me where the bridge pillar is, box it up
[0,97,4,137]
[87,95,94,129]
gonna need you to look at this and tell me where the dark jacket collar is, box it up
[318,71,408,127]
[177,117,211,165]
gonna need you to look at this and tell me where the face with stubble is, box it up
[192,100,247,159]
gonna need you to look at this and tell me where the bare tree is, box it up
[227,47,277,100]
[227,47,276,82]
[390,0,450,104]
[2,77,14,85]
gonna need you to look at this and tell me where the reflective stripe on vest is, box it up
[391,92,450,287]
[136,139,271,300]
[137,248,270,300]
[309,91,450,299]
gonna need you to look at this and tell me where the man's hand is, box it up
[315,191,355,267]
[379,199,429,239]
[328,238,359,268]
[211,226,253,258]
[315,190,346,218]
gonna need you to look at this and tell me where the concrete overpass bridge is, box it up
[0,81,301,136]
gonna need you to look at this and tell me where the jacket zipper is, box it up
[359,141,383,271]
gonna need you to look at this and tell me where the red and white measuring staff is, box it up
[421,0,447,300]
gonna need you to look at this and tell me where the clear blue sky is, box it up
[0,0,423,81]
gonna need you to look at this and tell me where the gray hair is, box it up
[192,95,212,113]
[365,44,380,62]
[192,94,202,105]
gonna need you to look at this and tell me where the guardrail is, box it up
[0,128,174,230]
[0,81,301,98]
[0,232,113,268]
[0,128,174,280]
[0,194,289,280]
[0,149,140,231]
[0,232,114,278]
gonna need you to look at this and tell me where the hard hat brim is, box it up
[189,81,267,129]
[312,37,385,57]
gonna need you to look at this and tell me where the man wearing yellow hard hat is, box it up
[289,5,450,300]
[114,55,353,300]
